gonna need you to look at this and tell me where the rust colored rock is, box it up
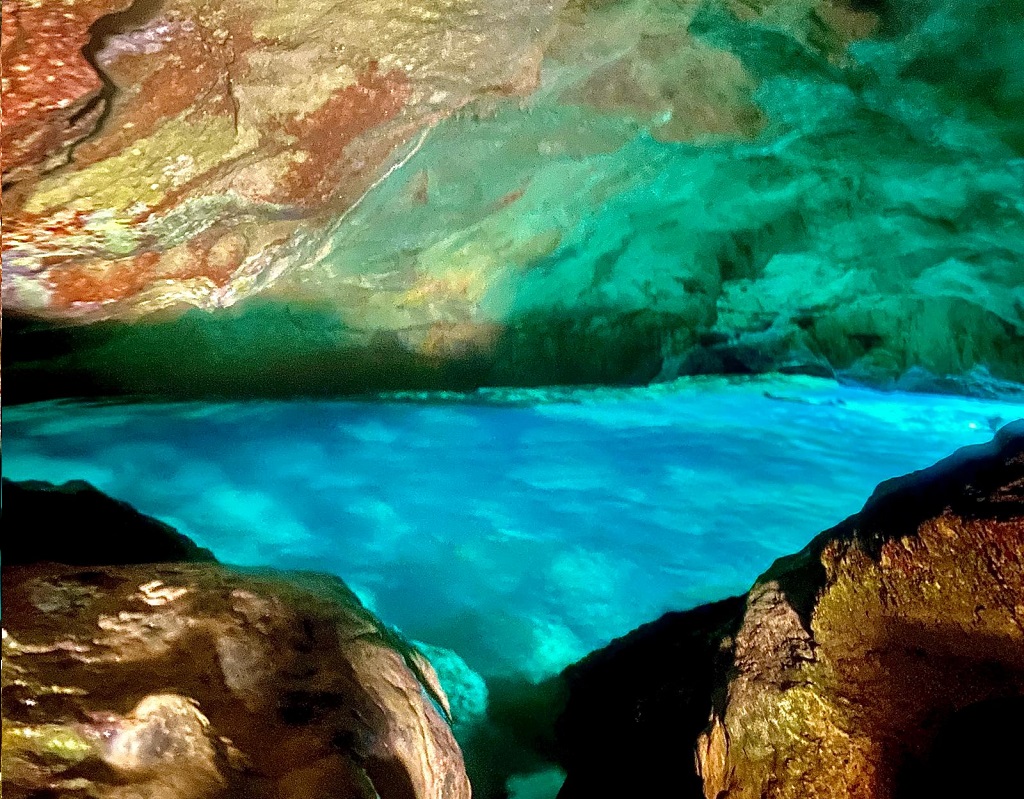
[556,422,1024,799]
[1,0,132,182]
[1,484,471,799]
[278,66,412,207]
[1,0,561,320]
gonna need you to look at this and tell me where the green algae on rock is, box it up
[5,0,1022,400]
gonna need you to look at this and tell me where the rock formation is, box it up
[1,480,471,799]
[3,478,217,565]
[555,420,1024,799]
[5,0,1022,401]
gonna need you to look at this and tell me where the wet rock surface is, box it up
[7,0,1022,401]
[555,421,1024,799]
[1,483,471,799]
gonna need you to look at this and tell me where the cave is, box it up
[2,0,1023,797]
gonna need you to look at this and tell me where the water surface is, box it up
[5,376,1020,680]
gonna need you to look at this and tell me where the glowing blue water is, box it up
[5,376,1021,680]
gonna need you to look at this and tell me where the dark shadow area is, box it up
[1,477,216,565]
[553,597,744,799]
[8,288,1023,405]
[868,619,1024,799]
[458,676,567,799]
[903,696,1024,799]
[1,303,672,405]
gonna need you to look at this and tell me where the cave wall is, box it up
[4,0,1023,399]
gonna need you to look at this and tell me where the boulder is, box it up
[555,421,1024,798]
[1,481,471,799]
[2,478,217,565]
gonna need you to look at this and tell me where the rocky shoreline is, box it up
[5,422,1023,798]
[554,421,1024,799]
[2,480,470,799]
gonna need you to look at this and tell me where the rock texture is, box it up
[1,0,133,183]
[8,0,1022,401]
[555,420,1024,799]
[1,481,471,799]
[2,0,557,312]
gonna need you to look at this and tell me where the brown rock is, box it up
[1,492,471,799]
[556,422,1024,799]
[2,0,561,319]
[0,0,133,183]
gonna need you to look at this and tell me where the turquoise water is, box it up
[5,376,1021,681]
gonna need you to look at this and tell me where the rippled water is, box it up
[5,376,1021,681]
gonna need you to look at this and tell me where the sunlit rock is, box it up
[2,481,471,799]
[555,421,1024,798]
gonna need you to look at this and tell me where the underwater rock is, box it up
[413,641,490,737]
[11,0,1023,400]
[555,421,1024,799]
[2,484,471,799]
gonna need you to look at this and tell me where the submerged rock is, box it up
[1,482,471,799]
[5,0,1023,401]
[555,421,1024,799]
